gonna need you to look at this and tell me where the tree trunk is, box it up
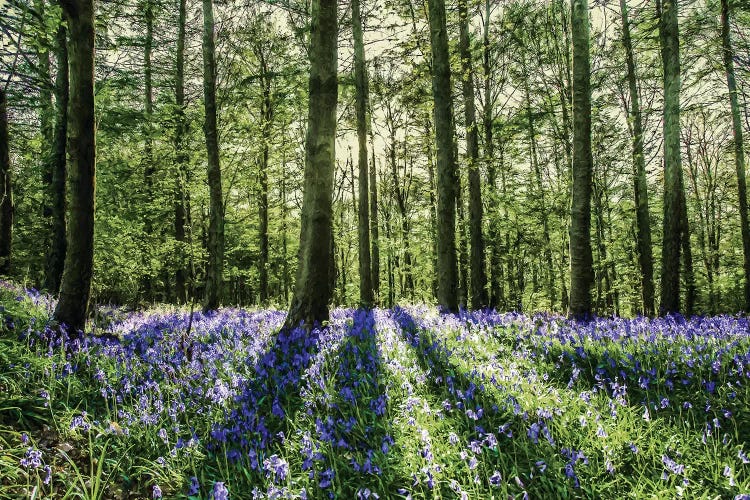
[257,49,272,304]
[680,174,695,315]
[458,0,487,310]
[45,25,69,293]
[568,0,594,319]
[201,0,224,311]
[352,0,374,308]
[285,0,338,329]
[174,0,188,303]
[425,117,439,299]
[456,169,468,308]
[657,0,682,315]
[370,132,380,302]
[483,0,502,310]
[619,0,654,316]
[722,0,750,312]
[54,0,96,333]
[142,0,155,300]
[0,88,11,276]
[428,0,459,312]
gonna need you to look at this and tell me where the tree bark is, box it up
[174,0,188,303]
[568,0,594,319]
[458,0,487,310]
[722,0,750,312]
[352,0,374,308]
[142,0,155,299]
[285,0,338,329]
[54,0,96,333]
[657,0,682,315]
[619,0,654,316]
[257,48,272,304]
[0,88,11,276]
[428,0,459,312]
[44,24,69,294]
[369,130,380,302]
[202,0,224,311]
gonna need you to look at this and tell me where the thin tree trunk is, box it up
[0,88,11,276]
[258,49,272,304]
[619,0,655,316]
[352,0,374,308]
[174,0,187,303]
[285,0,338,329]
[45,24,69,293]
[680,174,695,315]
[458,0,487,310]
[54,0,96,333]
[142,0,154,299]
[568,0,594,318]
[428,0,459,312]
[657,0,682,315]
[370,133,380,302]
[201,0,224,311]
[722,0,750,312]
[425,117,438,298]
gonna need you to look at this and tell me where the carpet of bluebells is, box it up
[1,280,750,499]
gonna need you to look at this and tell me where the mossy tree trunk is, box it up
[285,0,338,329]
[201,0,224,312]
[657,0,683,315]
[54,0,96,333]
[428,0,459,312]
[568,0,594,319]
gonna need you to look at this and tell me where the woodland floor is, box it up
[1,280,750,499]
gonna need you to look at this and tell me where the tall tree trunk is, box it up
[54,0,96,333]
[428,0,459,312]
[0,88,11,276]
[722,0,750,312]
[483,0,501,310]
[568,0,594,319]
[201,0,224,311]
[352,0,374,308]
[258,49,272,304]
[369,132,380,302]
[37,0,55,287]
[456,170,468,307]
[174,0,188,303]
[680,175,695,315]
[45,25,69,293]
[619,0,655,316]
[657,0,682,315]
[142,0,154,299]
[285,0,338,328]
[458,0,487,310]
[425,117,438,298]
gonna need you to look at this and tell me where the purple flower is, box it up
[489,470,502,486]
[212,482,229,500]
[152,485,162,499]
[188,476,200,496]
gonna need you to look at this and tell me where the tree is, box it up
[721,0,750,312]
[174,0,188,303]
[54,0,96,333]
[619,0,654,316]
[458,0,488,310]
[657,0,683,315]
[352,0,374,308]
[202,0,224,311]
[285,0,338,328]
[0,87,11,276]
[568,0,594,318]
[428,0,459,312]
[45,23,68,294]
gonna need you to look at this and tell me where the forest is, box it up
[1,0,750,498]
